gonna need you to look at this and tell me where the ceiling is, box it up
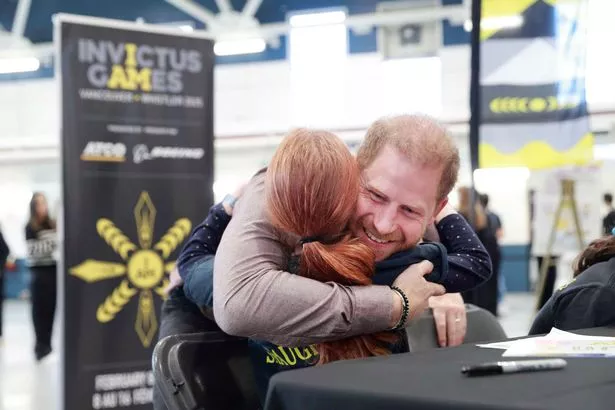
[0,0,466,44]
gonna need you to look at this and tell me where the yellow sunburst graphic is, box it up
[70,191,192,348]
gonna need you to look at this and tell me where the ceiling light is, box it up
[289,11,347,28]
[0,57,40,74]
[214,38,266,56]
[464,15,524,32]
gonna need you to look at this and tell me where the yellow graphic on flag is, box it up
[479,133,593,169]
[70,191,192,347]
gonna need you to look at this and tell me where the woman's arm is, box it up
[176,202,232,282]
[174,202,233,308]
[435,212,492,293]
[213,173,395,346]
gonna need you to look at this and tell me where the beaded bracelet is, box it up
[390,285,410,330]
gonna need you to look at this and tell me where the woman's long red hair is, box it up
[265,128,395,364]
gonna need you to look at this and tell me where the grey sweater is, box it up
[213,172,393,346]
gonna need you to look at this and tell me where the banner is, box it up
[56,14,214,410]
[478,0,593,169]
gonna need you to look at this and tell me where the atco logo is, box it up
[489,96,578,114]
[132,144,204,164]
[81,141,126,162]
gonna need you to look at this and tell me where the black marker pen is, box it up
[461,358,567,377]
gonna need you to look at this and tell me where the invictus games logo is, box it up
[76,38,205,108]
[78,39,202,93]
[69,192,192,347]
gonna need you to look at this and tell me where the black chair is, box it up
[153,331,261,410]
[405,303,507,353]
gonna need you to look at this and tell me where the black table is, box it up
[265,327,615,410]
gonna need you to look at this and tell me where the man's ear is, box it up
[433,197,448,220]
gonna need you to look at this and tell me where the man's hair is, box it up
[604,193,613,205]
[479,193,489,208]
[265,128,395,364]
[356,114,460,200]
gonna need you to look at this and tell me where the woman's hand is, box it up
[165,267,183,295]
[222,182,248,216]
[435,202,457,223]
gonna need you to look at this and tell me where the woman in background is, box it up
[457,186,500,316]
[0,226,9,341]
[25,192,57,361]
[529,233,615,334]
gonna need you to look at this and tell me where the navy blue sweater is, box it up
[529,257,615,335]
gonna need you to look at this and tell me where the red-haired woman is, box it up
[529,233,615,334]
[264,128,398,363]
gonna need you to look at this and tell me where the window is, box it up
[556,0,614,108]
[288,10,348,126]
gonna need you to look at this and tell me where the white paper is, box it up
[476,328,615,352]
[493,328,615,357]
[477,338,539,350]
[502,338,615,357]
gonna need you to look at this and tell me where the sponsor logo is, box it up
[132,144,204,164]
[81,141,127,162]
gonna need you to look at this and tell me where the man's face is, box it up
[350,145,448,262]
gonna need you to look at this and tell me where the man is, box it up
[0,227,9,340]
[479,193,503,241]
[603,193,615,236]
[479,193,505,305]
[213,115,482,347]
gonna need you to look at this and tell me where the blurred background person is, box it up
[602,193,615,236]
[479,193,506,308]
[529,233,615,334]
[479,193,503,241]
[25,192,57,361]
[457,187,499,316]
[0,225,9,342]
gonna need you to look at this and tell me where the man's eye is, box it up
[369,191,385,202]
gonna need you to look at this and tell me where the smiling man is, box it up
[352,144,445,261]
[212,114,489,346]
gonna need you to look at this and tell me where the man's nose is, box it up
[373,206,397,236]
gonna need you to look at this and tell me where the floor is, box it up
[0,300,60,410]
[0,293,536,410]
